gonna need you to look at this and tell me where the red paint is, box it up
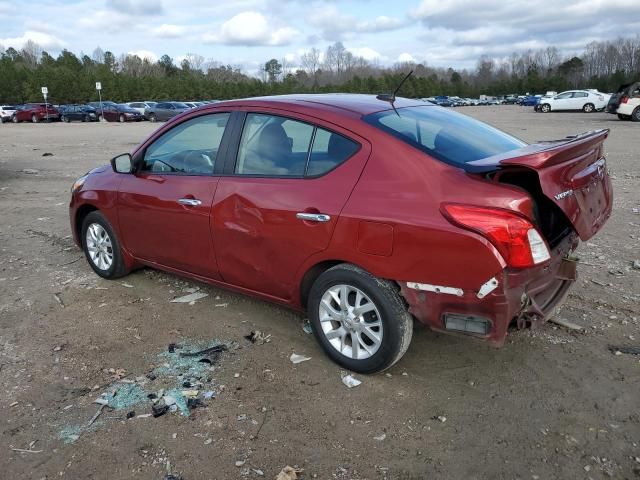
[13,103,60,122]
[69,94,613,346]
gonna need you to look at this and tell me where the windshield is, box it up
[363,106,526,167]
[172,102,189,109]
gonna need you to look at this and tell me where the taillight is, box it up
[441,204,551,268]
[621,96,629,104]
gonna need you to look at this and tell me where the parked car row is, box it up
[606,82,640,121]
[0,99,221,124]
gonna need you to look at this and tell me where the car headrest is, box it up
[257,123,291,158]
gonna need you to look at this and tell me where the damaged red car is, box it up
[69,94,613,373]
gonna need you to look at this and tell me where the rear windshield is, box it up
[363,106,526,167]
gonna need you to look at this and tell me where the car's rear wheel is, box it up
[308,264,413,373]
[12,115,18,123]
[31,114,38,123]
[97,114,103,122]
[540,103,551,113]
[149,113,157,122]
[119,114,125,123]
[582,103,595,113]
[81,211,128,279]
[62,115,70,123]
[632,107,640,122]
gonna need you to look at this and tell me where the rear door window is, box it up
[235,113,359,177]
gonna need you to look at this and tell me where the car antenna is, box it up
[376,70,413,115]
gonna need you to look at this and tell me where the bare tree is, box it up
[92,47,105,64]
[21,40,42,69]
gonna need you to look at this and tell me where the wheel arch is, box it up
[299,260,346,310]
[75,203,99,243]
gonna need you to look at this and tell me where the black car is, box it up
[59,104,98,122]
[144,101,190,122]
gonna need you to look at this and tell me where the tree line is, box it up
[0,36,638,105]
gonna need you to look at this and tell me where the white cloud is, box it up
[128,50,158,62]
[348,47,382,61]
[202,11,298,46]
[0,30,64,50]
[106,0,163,16]
[309,5,406,40]
[398,52,416,63]
[152,24,186,38]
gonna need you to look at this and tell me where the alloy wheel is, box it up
[85,223,114,271]
[318,284,383,360]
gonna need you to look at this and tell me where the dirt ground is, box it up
[1,106,638,480]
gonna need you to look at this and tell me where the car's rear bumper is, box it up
[399,233,579,346]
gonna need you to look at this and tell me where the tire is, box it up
[119,114,125,123]
[149,113,157,122]
[62,115,70,123]
[582,103,595,113]
[618,114,631,121]
[632,107,640,122]
[81,211,128,279]
[97,114,103,122]
[308,263,413,373]
[31,114,38,123]
[12,115,18,123]
[540,103,551,113]
[83,115,88,122]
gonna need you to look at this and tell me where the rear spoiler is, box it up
[464,129,609,174]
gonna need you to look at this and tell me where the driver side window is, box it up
[142,113,230,175]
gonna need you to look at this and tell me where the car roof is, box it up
[211,94,428,116]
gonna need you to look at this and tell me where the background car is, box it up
[0,105,17,123]
[537,90,607,113]
[69,94,612,373]
[126,101,156,115]
[520,95,541,106]
[12,103,60,123]
[607,82,640,121]
[59,104,98,122]
[100,104,144,122]
[144,101,190,121]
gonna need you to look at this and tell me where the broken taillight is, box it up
[621,96,629,104]
[441,204,551,268]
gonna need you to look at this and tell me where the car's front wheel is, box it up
[583,103,595,113]
[31,114,38,123]
[540,103,551,113]
[81,211,128,279]
[149,113,157,122]
[119,114,125,123]
[308,264,413,373]
[632,107,640,122]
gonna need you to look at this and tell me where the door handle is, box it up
[296,212,331,222]
[178,198,202,206]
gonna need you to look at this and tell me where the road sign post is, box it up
[96,82,104,122]
[41,87,49,122]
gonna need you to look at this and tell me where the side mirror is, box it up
[111,153,133,173]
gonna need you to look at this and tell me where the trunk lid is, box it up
[466,129,613,241]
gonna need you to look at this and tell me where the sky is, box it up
[0,0,639,75]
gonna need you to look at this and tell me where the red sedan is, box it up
[69,94,613,373]
[13,103,60,123]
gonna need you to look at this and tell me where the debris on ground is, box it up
[58,338,227,443]
[53,292,64,308]
[244,330,272,344]
[373,433,386,441]
[341,373,361,388]
[42,152,54,156]
[632,260,640,270]
[170,292,208,304]
[121,282,134,288]
[548,317,584,331]
[21,168,39,174]
[432,415,447,423]
[608,345,640,356]
[302,321,313,334]
[275,466,304,480]
[289,353,311,364]
[11,440,42,454]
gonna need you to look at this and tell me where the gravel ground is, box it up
[0,106,639,480]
